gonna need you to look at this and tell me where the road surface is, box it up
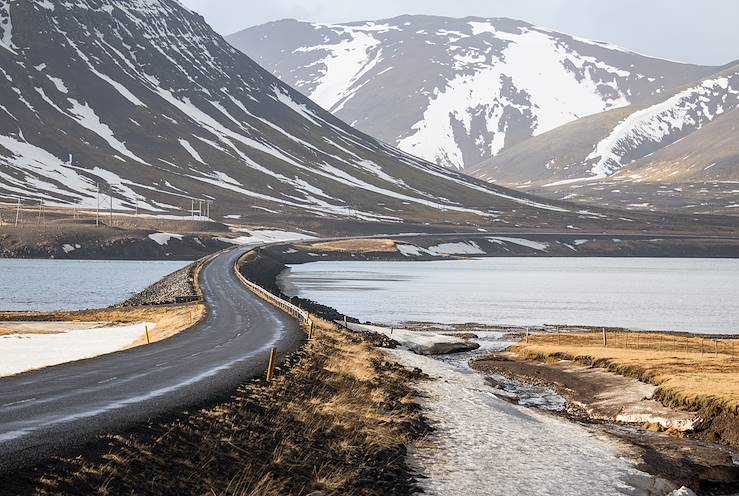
[0,245,304,473]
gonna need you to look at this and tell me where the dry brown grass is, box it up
[0,303,205,346]
[10,319,427,496]
[514,331,739,415]
[0,327,64,336]
[297,238,398,253]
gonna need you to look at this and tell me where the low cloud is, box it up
[181,0,737,65]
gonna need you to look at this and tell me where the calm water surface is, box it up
[279,258,739,334]
[0,259,190,311]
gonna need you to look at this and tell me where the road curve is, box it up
[0,245,304,473]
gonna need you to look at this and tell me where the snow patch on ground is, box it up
[61,243,81,253]
[426,241,485,256]
[397,244,426,257]
[148,232,183,245]
[488,237,549,251]
[216,229,315,245]
[0,323,151,377]
[347,323,475,355]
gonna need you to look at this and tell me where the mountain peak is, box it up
[1,0,623,230]
[229,17,718,170]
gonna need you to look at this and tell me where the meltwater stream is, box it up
[278,259,718,494]
[388,332,686,496]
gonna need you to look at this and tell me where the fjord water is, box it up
[280,258,739,334]
[0,259,189,311]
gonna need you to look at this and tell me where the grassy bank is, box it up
[512,331,739,413]
[0,304,205,346]
[509,331,739,447]
[6,319,427,495]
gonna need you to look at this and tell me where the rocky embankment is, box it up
[119,258,206,307]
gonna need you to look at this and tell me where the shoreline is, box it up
[470,350,739,492]
[242,244,739,493]
[3,236,738,494]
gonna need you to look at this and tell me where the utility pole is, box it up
[96,183,100,227]
[14,197,21,226]
[109,190,113,226]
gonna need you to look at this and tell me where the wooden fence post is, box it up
[602,328,607,347]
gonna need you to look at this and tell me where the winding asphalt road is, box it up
[0,245,304,473]
[1,231,737,475]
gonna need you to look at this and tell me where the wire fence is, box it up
[527,329,737,360]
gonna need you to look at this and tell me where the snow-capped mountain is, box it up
[467,65,739,214]
[471,66,739,184]
[0,0,615,229]
[229,16,718,170]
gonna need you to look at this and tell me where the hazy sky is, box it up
[180,0,738,65]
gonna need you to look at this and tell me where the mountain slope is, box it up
[229,16,718,170]
[0,0,638,232]
[468,65,739,214]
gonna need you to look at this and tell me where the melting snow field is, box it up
[389,347,690,495]
[341,322,692,494]
[218,228,316,245]
[0,322,150,377]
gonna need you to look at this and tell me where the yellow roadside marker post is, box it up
[145,325,151,344]
[266,347,278,381]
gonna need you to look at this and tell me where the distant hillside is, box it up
[229,16,718,170]
[469,65,739,214]
[0,0,655,233]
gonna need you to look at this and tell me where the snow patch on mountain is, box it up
[587,73,739,177]
[397,24,631,168]
[0,1,13,50]
[179,138,205,164]
[299,24,384,112]
[232,17,710,171]
[67,98,149,165]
